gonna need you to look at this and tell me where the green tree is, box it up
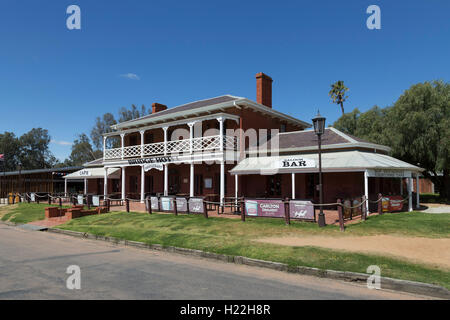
[385,80,450,199]
[329,80,349,115]
[118,104,149,123]
[355,106,389,144]
[66,134,102,166]
[90,113,117,150]
[19,128,56,169]
[0,132,21,171]
[333,80,450,199]
[332,108,360,135]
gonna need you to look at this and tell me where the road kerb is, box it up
[45,227,450,299]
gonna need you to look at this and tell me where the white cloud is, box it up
[119,73,140,80]
[51,140,72,146]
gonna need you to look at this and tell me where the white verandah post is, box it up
[364,170,369,212]
[408,175,413,212]
[140,165,145,203]
[164,164,168,196]
[103,167,108,197]
[416,173,420,208]
[140,130,145,158]
[188,122,195,198]
[120,133,125,160]
[235,174,238,207]
[217,117,225,207]
[291,173,295,199]
[121,166,126,200]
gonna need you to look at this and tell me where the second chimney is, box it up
[152,103,167,114]
[256,72,273,108]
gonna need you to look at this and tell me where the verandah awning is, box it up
[229,151,423,176]
[63,167,121,180]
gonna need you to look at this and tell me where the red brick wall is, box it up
[240,172,365,203]
[413,178,434,194]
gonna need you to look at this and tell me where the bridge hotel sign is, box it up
[128,156,177,171]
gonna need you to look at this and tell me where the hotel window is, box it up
[266,175,281,197]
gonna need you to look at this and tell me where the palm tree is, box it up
[329,80,349,115]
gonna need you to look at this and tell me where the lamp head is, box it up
[312,111,326,136]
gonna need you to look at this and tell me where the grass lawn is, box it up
[0,203,69,224]
[54,209,450,289]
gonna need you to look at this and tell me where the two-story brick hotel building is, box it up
[64,73,423,212]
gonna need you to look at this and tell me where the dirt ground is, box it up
[256,235,450,269]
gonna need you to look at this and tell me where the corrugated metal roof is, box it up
[64,167,121,179]
[116,95,240,128]
[0,166,83,176]
[230,150,423,175]
[255,127,390,153]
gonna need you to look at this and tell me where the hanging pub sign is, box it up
[176,197,188,213]
[160,196,174,212]
[245,199,285,218]
[150,196,159,211]
[278,158,316,169]
[143,163,164,172]
[188,197,204,214]
[289,200,315,220]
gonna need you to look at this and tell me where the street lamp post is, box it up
[312,111,326,227]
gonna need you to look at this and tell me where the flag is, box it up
[0,154,4,161]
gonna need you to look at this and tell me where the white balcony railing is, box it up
[104,135,238,160]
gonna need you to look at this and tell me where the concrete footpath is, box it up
[0,223,436,300]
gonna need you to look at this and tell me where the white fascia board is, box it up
[328,127,357,143]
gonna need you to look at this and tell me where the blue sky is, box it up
[0,0,449,161]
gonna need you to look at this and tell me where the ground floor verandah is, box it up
[64,164,421,214]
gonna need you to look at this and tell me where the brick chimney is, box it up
[152,103,167,114]
[256,72,273,108]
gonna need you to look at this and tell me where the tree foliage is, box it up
[333,80,450,198]
[0,128,57,171]
[329,80,349,115]
[118,104,149,123]
[65,134,102,166]
[0,132,21,171]
[90,113,117,150]
[386,80,450,198]
[90,104,150,151]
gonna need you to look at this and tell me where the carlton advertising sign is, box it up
[245,199,285,218]
[245,199,315,220]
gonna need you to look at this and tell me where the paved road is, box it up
[0,224,429,300]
